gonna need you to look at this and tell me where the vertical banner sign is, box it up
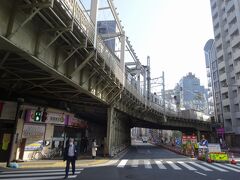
[0,102,3,117]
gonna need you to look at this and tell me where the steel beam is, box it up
[7,7,41,39]
[70,51,95,78]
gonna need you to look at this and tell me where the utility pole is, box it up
[162,72,167,122]
[162,71,165,115]
[147,56,151,103]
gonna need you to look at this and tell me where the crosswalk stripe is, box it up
[189,162,212,171]
[0,171,80,178]
[131,160,138,167]
[226,164,240,169]
[0,174,77,180]
[177,161,196,170]
[213,163,240,172]
[201,162,228,172]
[117,159,128,168]
[144,160,152,169]
[155,160,166,169]
[166,161,181,170]
[0,169,83,174]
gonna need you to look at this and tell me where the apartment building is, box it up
[210,0,240,146]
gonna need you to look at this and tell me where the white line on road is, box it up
[144,160,152,169]
[117,159,128,168]
[0,169,83,174]
[131,160,138,167]
[189,162,212,171]
[213,163,240,172]
[155,160,167,169]
[201,162,228,172]
[0,174,77,180]
[177,161,196,170]
[166,161,181,170]
[0,171,81,178]
[194,171,207,176]
[226,163,240,169]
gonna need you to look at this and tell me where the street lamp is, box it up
[6,98,24,167]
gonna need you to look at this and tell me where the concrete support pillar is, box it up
[106,106,131,157]
[107,106,114,156]
[120,31,126,85]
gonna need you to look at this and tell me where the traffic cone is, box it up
[230,153,237,165]
[191,149,195,158]
[207,154,212,163]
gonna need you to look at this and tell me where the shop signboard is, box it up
[0,101,17,120]
[67,116,87,128]
[24,141,43,151]
[25,110,67,124]
[216,128,224,135]
[22,124,45,139]
[45,112,67,125]
[182,134,197,144]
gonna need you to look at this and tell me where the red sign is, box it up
[182,134,197,144]
[67,116,87,128]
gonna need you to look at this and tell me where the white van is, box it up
[142,136,148,143]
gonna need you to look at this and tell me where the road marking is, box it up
[144,160,152,169]
[0,175,78,180]
[131,160,138,167]
[166,161,181,170]
[194,171,207,176]
[201,162,228,172]
[0,169,83,174]
[189,162,212,171]
[226,163,240,169]
[177,161,196,170]
[117,159,128,168]
[155,160,167,169]
[213,163,240,172]
[0,169,82,180]
[0,171,80,178]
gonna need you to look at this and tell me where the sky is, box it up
[81,0,214,90]
[112,0,214,90]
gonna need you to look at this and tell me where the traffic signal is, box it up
[42,111,47,122]
[34,110,42,122]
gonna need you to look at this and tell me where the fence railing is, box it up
[58,0,124,84]
[56,1,210,123]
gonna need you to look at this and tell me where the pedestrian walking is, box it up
[83,137,89,153]
[91,139,98,159]
[63,138,77,179]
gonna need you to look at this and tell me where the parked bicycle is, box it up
[31,147,62,160]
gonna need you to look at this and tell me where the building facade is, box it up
[204,39,224,124]
[178,73,208,114]
[210,0,240,146]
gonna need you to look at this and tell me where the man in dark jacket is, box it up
[63,138,77,179]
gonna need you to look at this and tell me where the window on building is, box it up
[234,104,239,112]
[223,105,230,112]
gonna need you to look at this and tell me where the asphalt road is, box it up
[1,141,239,180]
[78,140,240,180]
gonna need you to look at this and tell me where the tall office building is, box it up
[204,39,223,121]
[210,0,240,146]
[97,20,120,56]
[178,73,208,113]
